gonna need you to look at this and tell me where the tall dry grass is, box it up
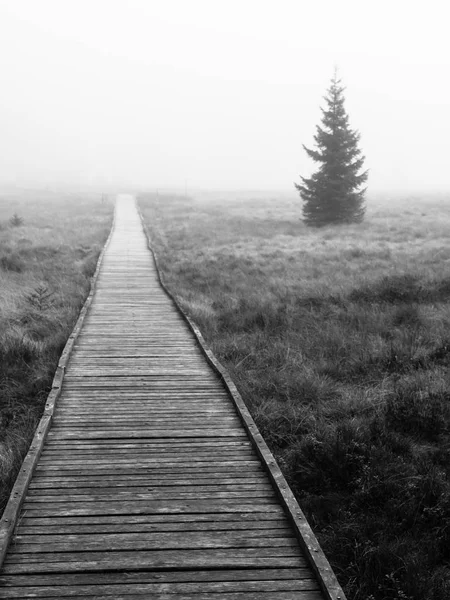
[139,191,450,600]
[0,191,113,513]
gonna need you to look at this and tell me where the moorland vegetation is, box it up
[139,191,450,600]
[0,191,113,513]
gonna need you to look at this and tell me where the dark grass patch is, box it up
[14,245,61,262]
[349,273,421,303]
[0,252,26,272]
[386,385,450,441]
[9,213,24,227]
[216,298,288,334]
[285,417,450,599]
[350,273,450,305]
[428,342,450,364]
[391,303,423,327]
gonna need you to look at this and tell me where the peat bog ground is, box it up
[0,190,113,514]
[139,191,450,600]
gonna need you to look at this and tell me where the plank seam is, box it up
[0,201,117,568]
[136,198,346,600]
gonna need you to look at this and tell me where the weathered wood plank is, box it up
[0,578,319,597]
[0,567,310,586]
[4,547,304,568]
[38,450,256,460]
[23,489,276,503]
[45,429,248,439]
[16,520,291,535]
[11,530,298,553]
[20,500,283,518]
[36,453,256,464]
[34,466,265,477]
[28,478,268,490]
[17,512,286,527]
[1,590,323,600]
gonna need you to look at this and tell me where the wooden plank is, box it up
[39,447,249,456]
[51,407,234,412]
[17,512,286,528]
[16,521,291,535]
[11,530,298,553]
[0,578,319,597]
[45,429,247,439]
[27,479,272,490]
[43,437,249,444]
[36,453,255,463]
[20,499,282,517]
[4,547,304,569]
[28,478,268,490]
[34,466,265,477]
[38,449,255,459]
[50,417,242,424]
[0,591,323,600]
[42,436,249,443]
[23,490,275,503]
[28,476,267,488]
[0,567,311,586]
[34,457,257,467]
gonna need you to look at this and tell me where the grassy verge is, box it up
[0,190,113,513]
[139,191,450,600]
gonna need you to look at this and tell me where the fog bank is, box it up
[0,0,449,193]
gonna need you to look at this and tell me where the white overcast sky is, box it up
[0,0,449,192]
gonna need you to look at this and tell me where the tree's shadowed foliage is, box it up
[296,72,368,226]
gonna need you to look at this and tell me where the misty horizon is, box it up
[1,0,449,193]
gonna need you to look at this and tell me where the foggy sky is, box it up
[0,0,449,193]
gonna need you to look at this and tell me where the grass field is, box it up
[0,190,113,513]
[139,191,450,600]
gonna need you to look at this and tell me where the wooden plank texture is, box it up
[0,194,345,600]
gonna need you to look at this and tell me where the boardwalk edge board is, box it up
[0,202,117,568]
[137,198,347,600]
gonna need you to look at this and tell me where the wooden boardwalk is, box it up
[0,196,345,599]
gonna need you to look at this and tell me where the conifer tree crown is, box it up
[295,72,368,226]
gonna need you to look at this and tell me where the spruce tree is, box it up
[295,72,368,226]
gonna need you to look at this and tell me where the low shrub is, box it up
[349,274,421,304]
[9,213,24,227]
[0,252,26,272]
[25,285,55,311]
[386,384,449,441]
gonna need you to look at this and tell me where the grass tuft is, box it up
[25,285,55,312]
[9,213,24,227]
[386,379,449,441]
[0,252,26,272]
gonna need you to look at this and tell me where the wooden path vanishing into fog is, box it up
[0,195,345,599]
